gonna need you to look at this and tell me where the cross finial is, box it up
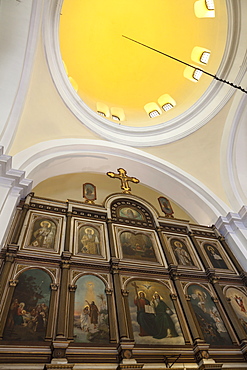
[106,168,139,194]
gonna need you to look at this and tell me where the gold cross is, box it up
[106,168,139,194]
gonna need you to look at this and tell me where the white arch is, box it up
[220,73,247,210]
[13,139,231,225]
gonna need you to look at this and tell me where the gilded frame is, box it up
[113,224,166,266]
[196,237,237,273]
[20,211,65,255]
[162,233,203,271]
[72,218,109,260]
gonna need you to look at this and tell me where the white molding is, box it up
[13,139,230,225]
[215,206,247,270]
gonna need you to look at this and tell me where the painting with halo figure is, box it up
[73,274,109,343]
[127,279,185,345]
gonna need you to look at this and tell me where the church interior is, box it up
[0,0,247,369]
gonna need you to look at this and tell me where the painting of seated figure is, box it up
[120,231,157,263]
[79,225,101,255]
[30,218,57,250]
[127,279,185,345]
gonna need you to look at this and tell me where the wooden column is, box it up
[45,283,59,341]
[169,268,203,343]
[111,260,130,341]
[122,289,134,341]
[56,252,71,339]
[107,220,117,257]
[157,228,174,265]
[188,232,210,270]
[0,279,18,339]
[106,288,117,343]
[68,284,77,341]
[170,292,191,344]
[64,209,72,252]
[0,245,18,300]
[10,192,33,245]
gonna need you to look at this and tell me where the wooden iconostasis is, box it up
[0,192,247,367]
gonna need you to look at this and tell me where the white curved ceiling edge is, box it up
[0,0,43,154]
[221,80,247,210]
[43,0,245,147]
[13,139,231,225]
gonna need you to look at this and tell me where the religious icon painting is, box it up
[225,287,247,335]
[118,206,145,221]
[73,274,109,344]
[158,196,174,218]
[21,212,64,255]
[113,225,166,266]
[187,284,232,346]
[73,219,108,260]
[3,268,52,342]
[163,234,203,271]
[196,238,236,273]
[83,183,97,204]
[126,279,185,345]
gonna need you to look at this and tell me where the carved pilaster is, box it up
[0,245,18,300]
[105,288,117,343]
[169,266,202,342]
[107,219,117,257]
[111,259,130,341]
[56,252,72,339]
[64,210,72,252]
[122,289,134,341]
[0,279,18,339]
[170,292,191,344]
[68,284,77,340]
[188,231,210,270]
[46,283,59,341]
[156,228,174,265]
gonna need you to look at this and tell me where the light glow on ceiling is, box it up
[194,0,215,17]
[60,0,226,127]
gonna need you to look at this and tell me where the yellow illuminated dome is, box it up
[59,0,227,127]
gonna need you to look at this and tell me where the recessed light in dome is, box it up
[162,103,174,112]
[193,69,203,81]
[200,51,211,64]
[149,110,160,118]
[205,0,215,10]
[112,115,120,121]
[97,111,106,117]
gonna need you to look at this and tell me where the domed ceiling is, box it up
[59,0,227,127]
